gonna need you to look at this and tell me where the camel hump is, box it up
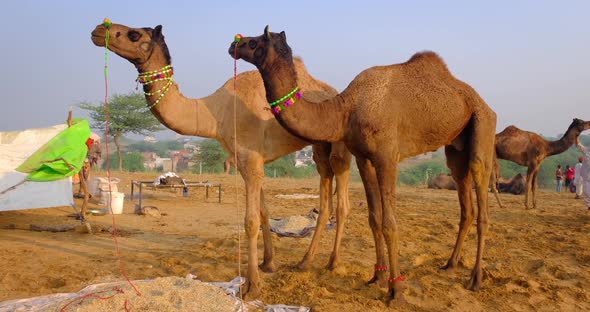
[406,51,450,72]
[498,125,521,136]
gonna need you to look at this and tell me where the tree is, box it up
[103,152,145,172]
[128,140,184,157]
[79,92,163,170]
[191,139,228,174]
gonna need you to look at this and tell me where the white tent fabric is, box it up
[0,124,73,211]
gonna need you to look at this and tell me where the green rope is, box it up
[104,25,109,78]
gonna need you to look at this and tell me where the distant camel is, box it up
[427,172,505,206]
[428,173,456,190]
[496,118,590,209]
[230,26,497,303]
[497,173,526,195]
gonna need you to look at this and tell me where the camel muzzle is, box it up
[228,43,239,59]
[91,25,107,46]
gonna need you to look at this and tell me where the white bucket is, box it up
[105,192,125,214]
[90,177,120,197]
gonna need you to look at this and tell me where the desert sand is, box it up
[1,171,589,311]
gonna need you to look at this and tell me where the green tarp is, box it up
[15,119,90,181]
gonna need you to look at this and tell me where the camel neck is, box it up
[258,60,348,143]
[548,127,579,156]
[135,61,218,139]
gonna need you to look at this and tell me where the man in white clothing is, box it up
[576,138,590,210]
[574,156,583,199]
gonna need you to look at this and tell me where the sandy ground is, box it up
[1,171,589,311]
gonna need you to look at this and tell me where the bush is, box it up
[191,139,227,174]
[103,152,145,172]
[264,153,318,178]
[398,160,448,186]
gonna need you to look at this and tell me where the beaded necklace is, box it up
[136,65,174,109]
[268,87,302,115]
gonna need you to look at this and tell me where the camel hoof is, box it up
[439,262,458,272]
[259,261,276,273]
[296,260,312,272]
[367,272,388,288]
[466,269,483,291]
[385,283,407,307]
[325,256,341,271]
[241,281,261,301]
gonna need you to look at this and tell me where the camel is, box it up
[428,171,506,206]
[497,173,526,195]
[90,23,353,299]
[230,26,497,304]
[495,118,590,209]
[428,173,457,190]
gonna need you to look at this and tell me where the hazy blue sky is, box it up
[1,0,588,139]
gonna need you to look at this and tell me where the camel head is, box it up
[229,25,292,68]
[569,118,590,133]
[91,23,171,67]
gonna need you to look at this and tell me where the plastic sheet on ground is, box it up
[269,209,334,238]
[0,275,309,312]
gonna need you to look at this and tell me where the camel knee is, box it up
[368,216,383,232]
[382,219,399,236]
[469,160,490,184]
[245,217,261,235]
[476,216,489,232]
[460,213,475,226]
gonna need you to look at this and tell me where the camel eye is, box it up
[127,31,142,42]
[248,39,258,49]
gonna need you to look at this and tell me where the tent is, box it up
[0,120,90,211]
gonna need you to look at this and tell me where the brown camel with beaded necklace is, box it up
[230,26,497,304]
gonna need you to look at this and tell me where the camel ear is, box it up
[264,25,271,41]
[153,25,163,39]
[279,31,286,41]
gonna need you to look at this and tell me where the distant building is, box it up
[183,142,198,153]
[154,157,172,172]
[170,150,192,172]
[143,135,157,143]
[142,152,158,170]
[294,146,314,167]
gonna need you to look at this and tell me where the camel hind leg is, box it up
[326,142,352,270]
[258,188,276,273]
[491,154,503,208]
[466,112,495,291]
[237,153,265,300]
[372,153,406,305]
[355,156,388,287]
[298,143,334,271]
[441,145,474,271]
[524,166,535,209]
[531,165,541,209]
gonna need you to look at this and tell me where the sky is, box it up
[0,0,588,139]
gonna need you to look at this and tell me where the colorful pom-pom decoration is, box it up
[234,34,242,43]
[103,18,112,29]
